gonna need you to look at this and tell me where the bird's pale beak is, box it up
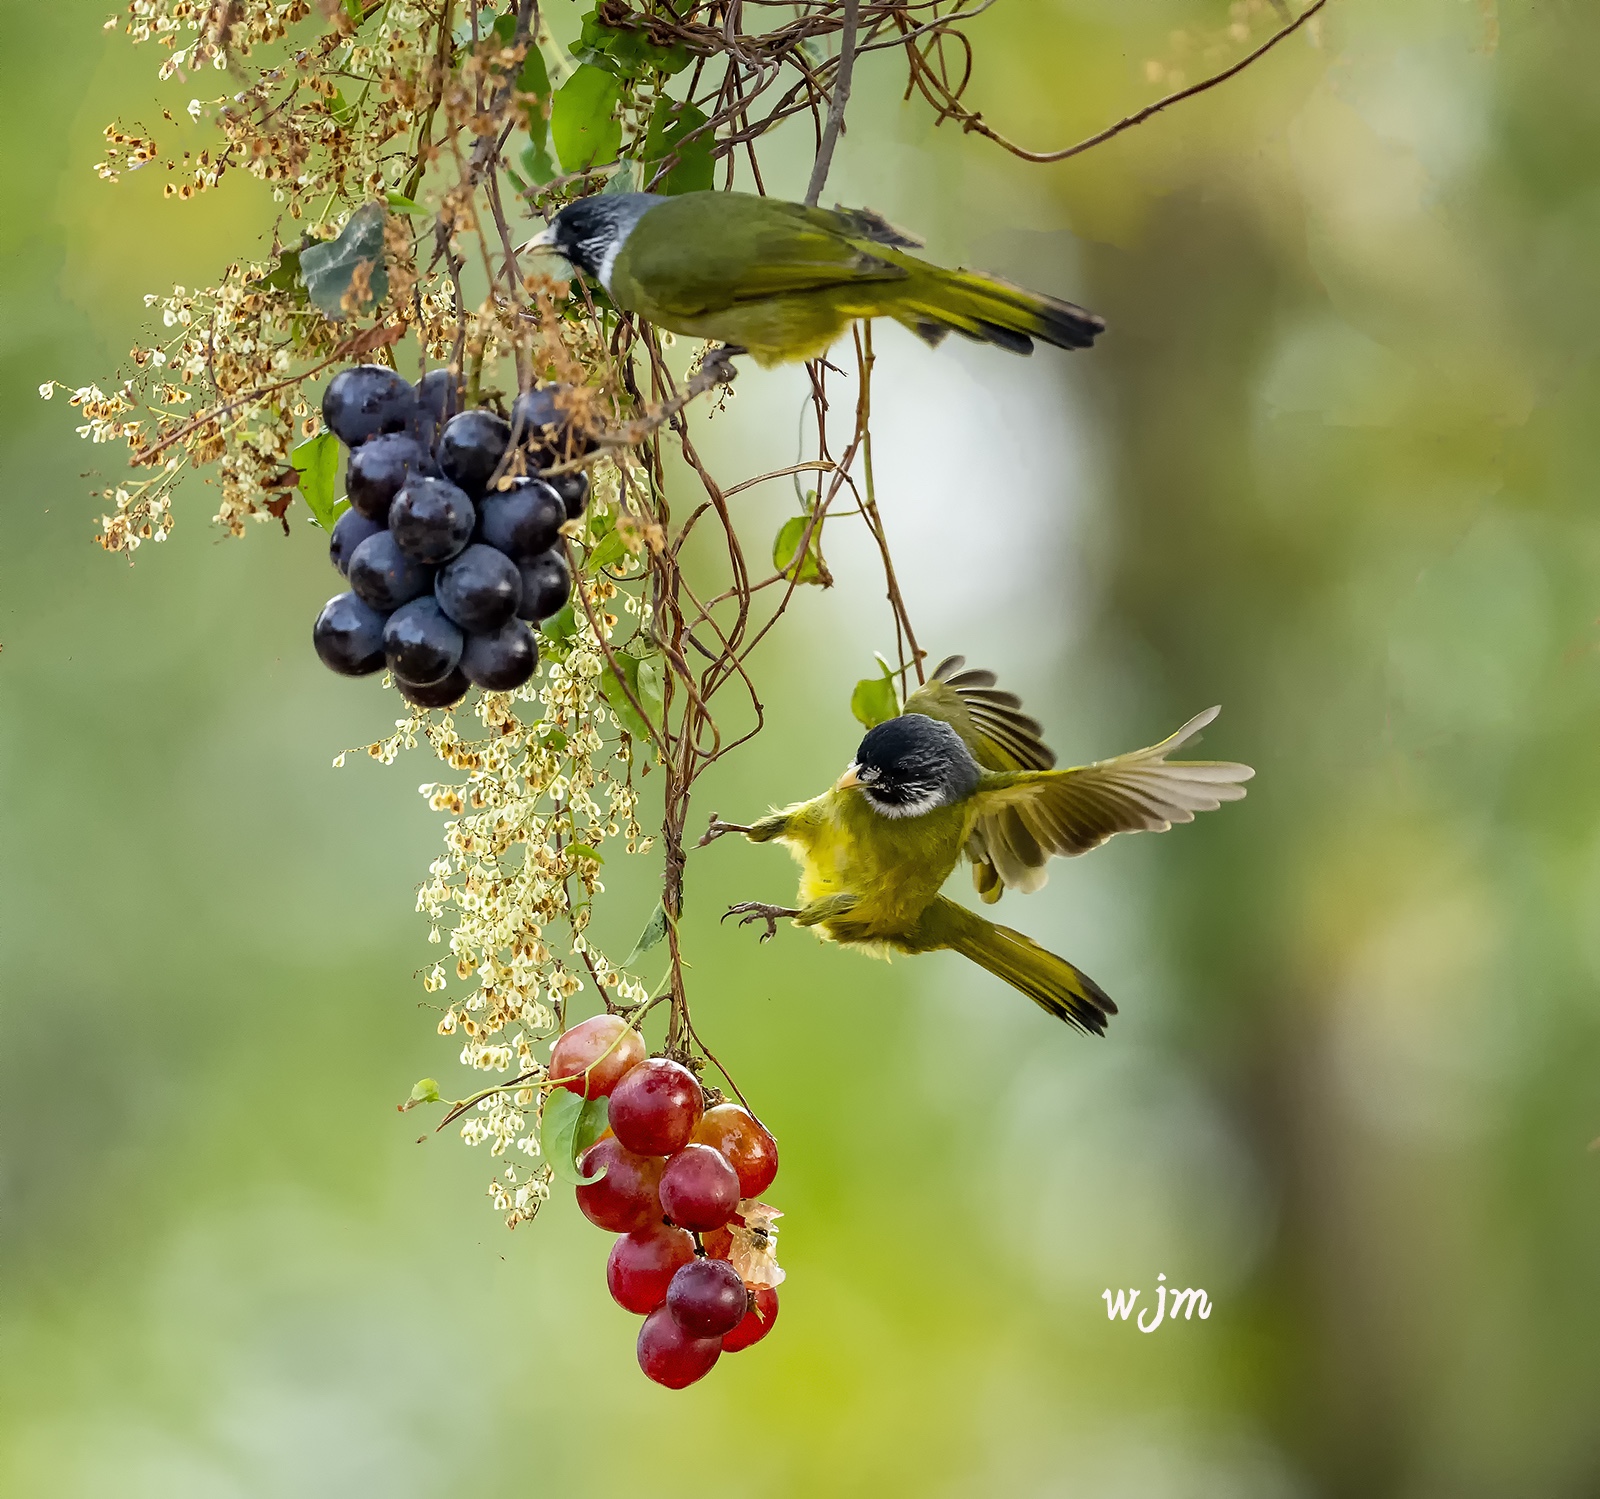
[520,223,557,254]
[836,763,861,790]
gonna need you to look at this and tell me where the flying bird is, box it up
[700,659,1253,1032]
[527,191,1104,367]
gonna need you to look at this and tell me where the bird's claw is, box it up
[698,812,751,847]
[720,902,799,942]
[702,344,742,385]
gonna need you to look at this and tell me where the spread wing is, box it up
[966,707,1254,897]
[902,656,1054,903]
[617,193,908,319]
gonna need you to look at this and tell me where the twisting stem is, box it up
[851,323,925,686]
[804,0,860,205]
[927,0,1331,164]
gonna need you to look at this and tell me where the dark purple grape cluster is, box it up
[311,365,594,709]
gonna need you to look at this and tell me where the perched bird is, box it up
[526,191,1104,367]
[701,658,1253,1032]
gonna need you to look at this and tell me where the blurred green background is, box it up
[4,2,1598,1494]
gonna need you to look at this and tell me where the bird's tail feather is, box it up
[921,896,1115,1035]
[894,266,1105,355]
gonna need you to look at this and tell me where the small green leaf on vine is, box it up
[622,901,671,970]
[573,9,693,78]
[398,1077,441,1113]
[538,602,579,662]
[551,65,622,172]
[586,526,629,574]
[291,430,344,529]
[255,247,304,296]
[299,201,389,321]
[568,841,605,865]
[519,139,559,187]
[773,497,830,585]
[385,191,429,215]
[851,655,900,728]
[642,99,714,195]
[541,1089,608,1185]
[601,652,660,741]
[635,657,664,724]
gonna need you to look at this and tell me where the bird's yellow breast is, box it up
[772,788,972,944]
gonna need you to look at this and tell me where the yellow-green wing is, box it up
[902,655,1054,903]
[902,655,1055,772]
[612,193,907,320]
[967,707,1254,896]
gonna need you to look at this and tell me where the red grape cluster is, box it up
[312,364,594,707]
[549,1015,783,1388]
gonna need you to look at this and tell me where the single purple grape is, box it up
[438,409,512,497]
[436,544,521,632]
[477,477,565,562]
[389,476,475,565]
[383,596,464,686]
[347,432,430,521]
[459,619,538,691]
[329,509,384,576]
[515,549,571,623]
[396,668,468,710]
[313,592,387,676]
[348,531,433,612]
[322,364,414,448]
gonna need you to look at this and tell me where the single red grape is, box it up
[549,1015,646,1099]
[606,1224,695,1315]
[608,1058,704,1156]
[665,1256,748,1339]
[721,1285,779,1353]
[690,1103,779,1199]
[573,1137,663,1233]
[658,1144,740,1231]
[636,1305,721,1389]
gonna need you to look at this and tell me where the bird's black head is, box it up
[533,193,660,283]
[846,713,982,819]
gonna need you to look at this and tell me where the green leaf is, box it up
[410,1077,440,1103]
[574,1093,611,1156]
[773,510,828,584]
[538,602,579,661]
[600,652,659,742]
[329,89,356,127]
[641,98,713,195]
[635,657,664,726]
[567,841,605,864]
[520,138,559,186]
[257,247,303,294]
[621,901,671,971]
[291,431,343,529]
[602,160,640,196]
[572,10,692,78]
[540,1089,607,1185]
[539,726,568,752]
[491,15,552,124]
[851,657,900,728]
[551,65,622,172]
[385,191,428,215]
[519,40,552,114]
[586,527,629,574]
[299,201,389,321]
